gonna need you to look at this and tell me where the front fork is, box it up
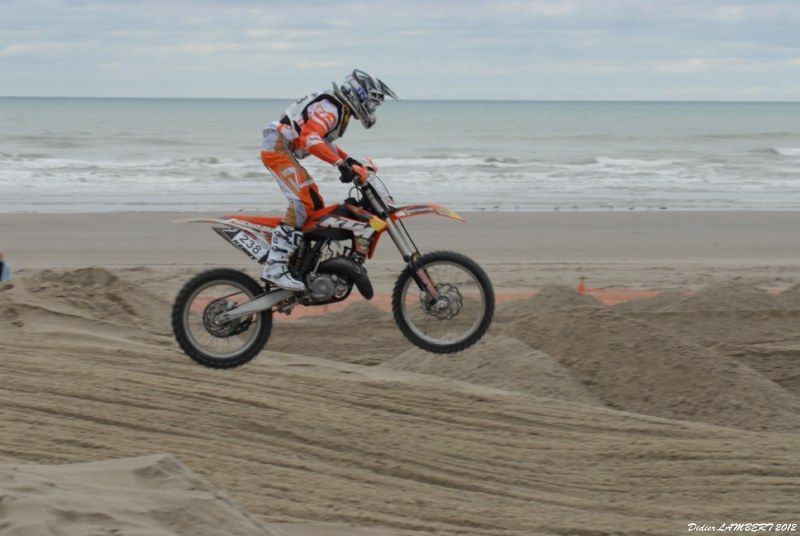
[385,217,439,300]
[362,185,440,301]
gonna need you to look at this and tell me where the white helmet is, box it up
[333,69,398,129]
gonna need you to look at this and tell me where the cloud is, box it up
[167,41,297,56]
[654,58,709,73]
[715,6,745,23]
[0,41,95,58]
[0,0,799,100]
[506,0,577,17]
[295,58,344,69]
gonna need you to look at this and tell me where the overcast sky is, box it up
[1,0,799,101]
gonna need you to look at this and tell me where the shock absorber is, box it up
[292,241,307,270]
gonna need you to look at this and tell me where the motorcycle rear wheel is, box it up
[172,268,272,369]
[392,251,494,353]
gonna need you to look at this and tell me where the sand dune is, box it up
[2,268,800,535]
[779,282,800,308]
[0,267,170,344]
[0,454,277,536]
[502,306,800,431]
[616,281,786,313]
[383,335,602,405]
[613,282,800,404]
[267,301,409,366]
[613,282,800,348]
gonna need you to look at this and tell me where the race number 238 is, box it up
[232,231,266,260]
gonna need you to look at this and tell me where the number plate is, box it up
[230,230,268,261]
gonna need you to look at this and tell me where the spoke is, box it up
[401,261,485,346]
[183,281,260,360]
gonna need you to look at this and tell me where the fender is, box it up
[175,217,274,262]
[390,204,465,223]
[174,217,277,234]
[317,256,374,300]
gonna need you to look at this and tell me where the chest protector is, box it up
[279,90,350,150]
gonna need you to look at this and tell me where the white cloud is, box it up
[167,41,297,56]
[715,6,745,23]
[519,0,576,17]
[246,29,275,38]
[325,19,354,28]
[295,58,344,69]
[745,86,767,95]
[655,58,709,73]
[0,41,95,58]
[0,0,798,100]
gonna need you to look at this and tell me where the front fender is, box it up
[390,204,465,223]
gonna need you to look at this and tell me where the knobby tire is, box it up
[172,268,272,369]
[392,251,494,354]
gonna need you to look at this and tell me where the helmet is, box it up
[332,69,398,129]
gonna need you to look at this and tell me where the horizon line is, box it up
[2,95,799,104]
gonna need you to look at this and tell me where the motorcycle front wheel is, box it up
[172,268,272,369]
[392,251,494,354]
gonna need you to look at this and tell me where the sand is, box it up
[1,211,800,535]
[0,454,278,536]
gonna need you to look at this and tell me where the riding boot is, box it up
[261,223,306,291]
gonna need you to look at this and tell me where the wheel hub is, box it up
[203,300,249,337]
[420,283,463,320]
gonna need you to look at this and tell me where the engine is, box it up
[306,272,352,303]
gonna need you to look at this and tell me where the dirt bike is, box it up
[171,168,494,369]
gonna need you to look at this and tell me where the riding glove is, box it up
[338,162,358,183]
[345,157,363,169]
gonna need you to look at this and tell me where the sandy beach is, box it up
[1,210,800,535]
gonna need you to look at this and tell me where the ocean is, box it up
[1,97,799,213]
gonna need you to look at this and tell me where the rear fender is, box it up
[175,217,273,262]
[390,204,465,223]
[175,217,277,235]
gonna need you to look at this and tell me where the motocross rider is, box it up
[260,69,398,291]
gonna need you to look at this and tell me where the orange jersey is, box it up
[264,91,351,166]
